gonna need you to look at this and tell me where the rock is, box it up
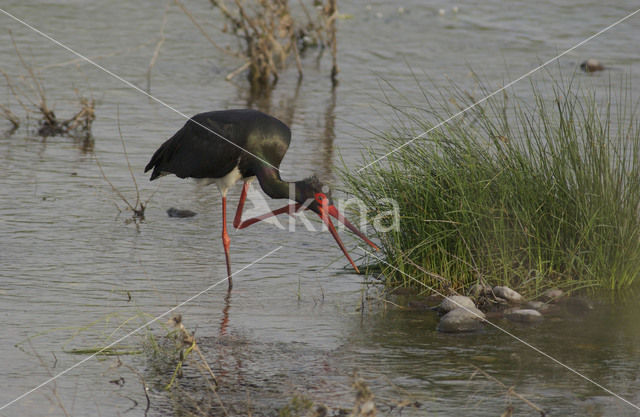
[440,295,476,313]
[524,300,550,312]
[580,58,605,73]
[505,309,543,323]
[437,307,485,333]
[493,286,523,304]
[541,288,564,302]
[468,283,491,297]
[167,207,197,218]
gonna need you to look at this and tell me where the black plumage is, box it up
[146,109,378,288]
[145,109,290,183]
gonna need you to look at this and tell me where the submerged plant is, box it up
[343,75,640,296]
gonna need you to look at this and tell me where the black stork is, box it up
[145,109,379,288]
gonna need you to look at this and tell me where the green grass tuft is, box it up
[343,75,640,297]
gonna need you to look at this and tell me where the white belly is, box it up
[195,166,246,197]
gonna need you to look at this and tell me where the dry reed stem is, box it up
[116,107,141,211]
[28,341,72,417]
[95,154,139,214]
[11,31,47,108]
[325,0,339,84]
[94,113,153,221]
[167,315,230,416]
[147,0,171,93]
[174,0,244,59]
[0,103,20,129]
[292,32,303,79]
[403,256,454,293]
[225,61,250,81]
[2,33,95,137]
[0,67,30,114]
[113,359,151,415]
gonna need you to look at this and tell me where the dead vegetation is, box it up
[140,315,424,416]
[0,32,95,138]
[144,315,230,415]
[164,315,219,391]
[95,112,155,225]
[18,310,550,416]
[146,0,172,93]
[174,0,339,88]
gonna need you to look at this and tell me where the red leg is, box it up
[222,196,233,289]
[235,203,302,229]
[233,181,250,229]
[232,181,303,229]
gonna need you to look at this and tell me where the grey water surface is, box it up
[1,1,640,416]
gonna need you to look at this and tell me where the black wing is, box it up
[145,112,247,180]
[145,109,291,181]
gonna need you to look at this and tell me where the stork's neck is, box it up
[255,166,301,201]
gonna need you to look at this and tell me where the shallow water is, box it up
[1,0,640,416]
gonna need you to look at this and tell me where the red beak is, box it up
[315,204,379,274]
[327,205,380,251]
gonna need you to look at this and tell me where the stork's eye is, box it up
[315,193,328,204]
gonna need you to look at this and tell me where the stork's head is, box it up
[293,176,336,214]
[294,176,379,273]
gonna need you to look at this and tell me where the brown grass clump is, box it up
[0,32,95,138]
[177,0,340,88]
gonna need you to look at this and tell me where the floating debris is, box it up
[167,207,197,218]
[580,58,605,73]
